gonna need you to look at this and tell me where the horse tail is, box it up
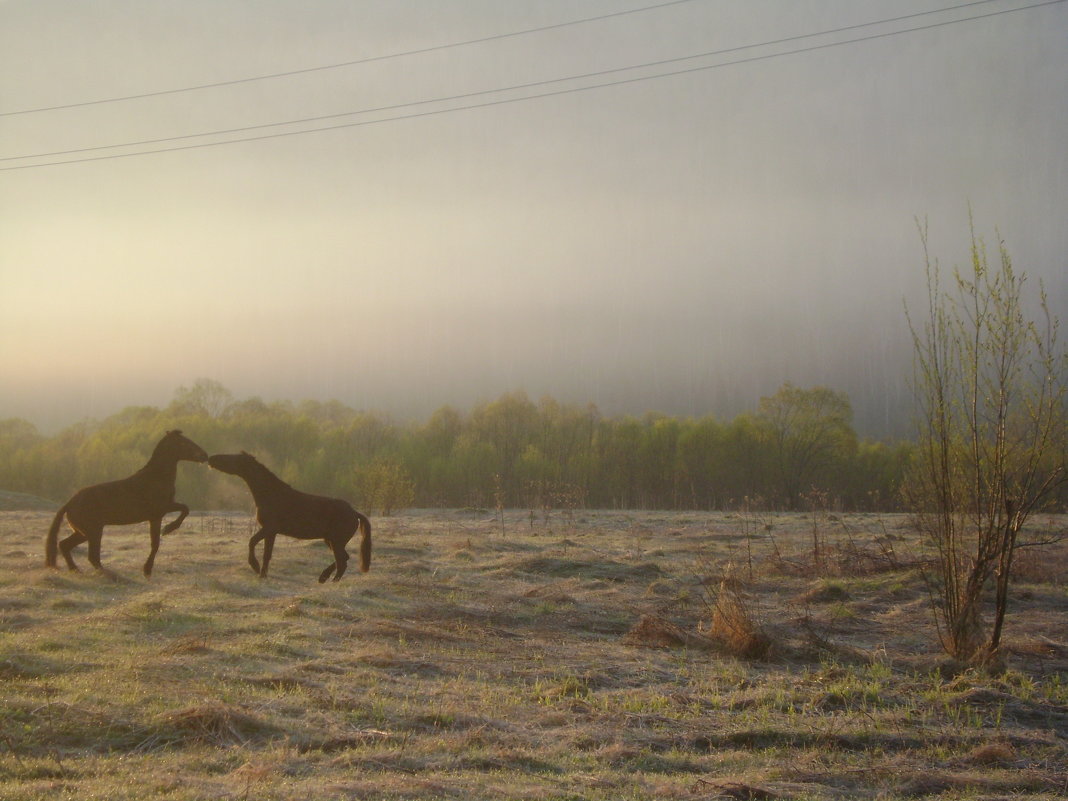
[45,503,69,567]
[356,512,372,573]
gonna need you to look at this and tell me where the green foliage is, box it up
[352,457,415,516]
[756,383,857,509]
[0,382,920,511]
[169,378,234,418]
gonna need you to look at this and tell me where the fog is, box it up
[2,1,1065,436]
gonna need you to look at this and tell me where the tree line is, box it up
[7,221,1057,672]
[0,379,920,514]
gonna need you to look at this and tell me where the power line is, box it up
[3,0,1062,172]
[0,0,703,117]
[0,0,1025,164]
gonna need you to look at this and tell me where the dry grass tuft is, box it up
[964,741,1016,765]
[704,574,774,660]
[623,615,692,648]
[797,580,850,604]
[1007,635,1066,657]
[690,778,782,799]
[1012,543,1068,583]
[159,634,212,655]
[155,703,277,746]
[0,656,48,680]
[894,772,966,796]
[622,614,716,650]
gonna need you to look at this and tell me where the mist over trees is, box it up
[0,380,922,514]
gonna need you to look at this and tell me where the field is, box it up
[1,508,1067,800]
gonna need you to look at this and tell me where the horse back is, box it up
[257,487,359,539]
[65,475,176,527]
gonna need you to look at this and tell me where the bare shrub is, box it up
[905,218,1067,664]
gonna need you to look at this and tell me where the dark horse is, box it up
[207,452,371,583]
[45,430,208,577]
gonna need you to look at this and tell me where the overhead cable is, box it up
[3,0,1063,171]
[0,0,703,117]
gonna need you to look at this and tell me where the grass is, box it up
[0,508,1066,799]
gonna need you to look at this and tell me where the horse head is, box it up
[207,451,259,477]
[160,430,209,463]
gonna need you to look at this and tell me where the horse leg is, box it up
[59,528,87,572]
[248,528,271,576]
[260,532,276,578]
[162,503,190,535]
[84,525,112,577]
[318,561,336,583]
[325,537,349,583]
[143,518,162,578]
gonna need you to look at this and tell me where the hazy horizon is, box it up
[3,1,1065,438]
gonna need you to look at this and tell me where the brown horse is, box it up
[207,451,371,583]
[45,430,208,577]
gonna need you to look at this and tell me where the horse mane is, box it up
[239,450,267,469]
[154,430,185,450]
[149,430,184,459]
[239,451,287,485]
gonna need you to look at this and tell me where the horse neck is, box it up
[243,463,290,503]
[139,446,181,482]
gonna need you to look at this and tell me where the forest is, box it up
[0,380,916,514]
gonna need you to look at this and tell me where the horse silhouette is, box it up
[207,451,371,582]
[45,430,208,577]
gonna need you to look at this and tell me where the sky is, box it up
[2,0,1066,436]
